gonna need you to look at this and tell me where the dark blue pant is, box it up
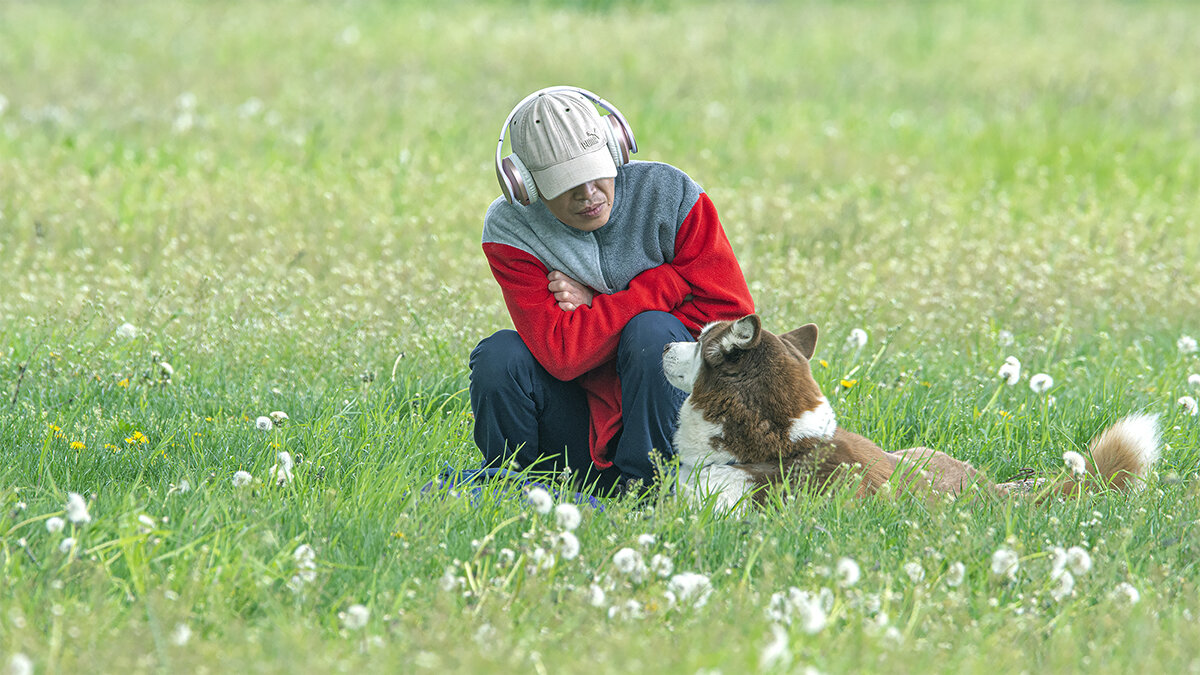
[469,311,691,490]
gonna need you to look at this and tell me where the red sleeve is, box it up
[669,193,756,332]
[483,242,692,381]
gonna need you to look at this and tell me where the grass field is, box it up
[3,0,1200,672]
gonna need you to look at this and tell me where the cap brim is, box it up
[531,149,617,201]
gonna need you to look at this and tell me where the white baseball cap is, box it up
[510,91,617,200]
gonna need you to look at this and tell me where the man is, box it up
[470,86,754,493]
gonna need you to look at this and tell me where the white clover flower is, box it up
[1062,451,1087,476]
[835,557,861,587]
[554,503,582,531]
[9,654,33,675]
[997,330,1015,347]
[170,622,192,646]
[557,531,580,561]
[903,561,925,583]
[255,416,273,431]
[759,624,791,671]
[668,572,712,609]
[46,516,65,533]
[847,328,868,350]
[1029,373,1054,394]
[59,537,76,553]
[650,553,674,579]
[116,322,138,339]
[269,410,290,424]
[526,487,553,515]
[997,356,1021,385]
[1178,335,1198,355]
[613,547,647,581]
[1065,546,1092,575]
[1179,396,1199,417]
[636,533,656,549]
[990,547,1020,579]
[341,604,369,630]
[1050,569,1075,602]
[232,470,253,488]
[588,584,607,608]
[65,492,91,524]
[1112,582,1140,605]
[945,561,966,588]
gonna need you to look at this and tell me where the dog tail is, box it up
[1054,413,1161,495]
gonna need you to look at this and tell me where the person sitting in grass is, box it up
[470,86,755,495]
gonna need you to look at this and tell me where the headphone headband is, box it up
[495,86,638,206]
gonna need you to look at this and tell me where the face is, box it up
[542,178,615,232]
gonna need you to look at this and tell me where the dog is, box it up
[662,314,1160,511]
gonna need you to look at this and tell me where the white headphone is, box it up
[495,86,638,206]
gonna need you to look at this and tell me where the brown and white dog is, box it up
[662,314,1161,511]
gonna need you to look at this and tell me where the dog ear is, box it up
[726,314,762,351]
[780,324,818,361]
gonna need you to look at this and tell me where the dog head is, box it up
[664,315,837,464]
[663,315,819,395]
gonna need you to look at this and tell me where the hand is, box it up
[547,270,594,312]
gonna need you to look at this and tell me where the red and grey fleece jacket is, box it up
[481,160,755,468]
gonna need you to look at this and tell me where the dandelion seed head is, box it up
[1179,396,1199,417]
[997,329,1015,347]
[667,572,713,608]
[65,492,91,524]
[554,502,582,531]
[1029,373,1054,394]
[847,328,868,350]
[990,547,1019,579]
[170,622,192,646]
[46,516,65,533]
[269,410,290,424]
[255,416,273,431]
[59,537,76,553]
[1112,582,1140,605]
[115,322,138,339]
[636,533,656,548]
[945,561,966,587]
[588,583,607,608]
[997,356,1021,385]
[759,624,791,671]
[9,654,33,675]
[1050,569,1075,601]
[341,604,369,630]
[613,547,646,581]
[232,470,253,488]
[650,553,674,578]
[1065,546,1092,575]
[526,487,553,515]
[835,557,861,587]
[903,561,925,583]
[557,531,580,560]
[1178,335,1198,355]
[1062,451,1087,476]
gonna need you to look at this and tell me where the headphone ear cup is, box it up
[603,113,635,167]
[500,153,539,205]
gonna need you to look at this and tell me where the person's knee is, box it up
[470,330,537,387]
[618,311,690,369]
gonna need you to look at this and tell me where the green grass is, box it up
[3,0,1200,672]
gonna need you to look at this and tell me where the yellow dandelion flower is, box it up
[840,379,858,389]
[70,441,86,450]
[131,431,148,444]
[819,359,829,368]
[997,410,1011,419]
[118,378,130,388]
[49,424,61,432]
[205,417,213,422]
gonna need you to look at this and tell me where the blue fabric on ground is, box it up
[422,464,607,511]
